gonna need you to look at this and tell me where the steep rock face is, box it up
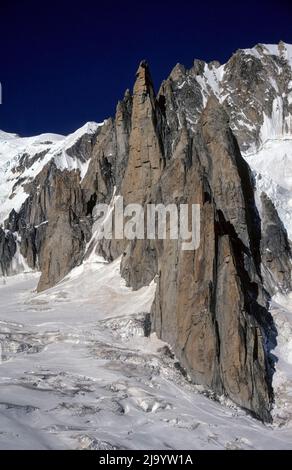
[0,228,16,275]
[35,165,91,291]
[14,90,133,281]
[81,119,116,206]
[221,42,292,152]
[4,162,93,291]
[10,91,131,279]
[121,61,165,204]
[119,93,274,420]
[158,42,292,153]
[82,92,133,262]
[119,62,166,286]
[150,101,274,421]
[2,124,100,290]
[114,89,133,189]
[259,192,292,295]
[1,44,292,422]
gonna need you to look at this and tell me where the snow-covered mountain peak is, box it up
[0,130,20,141]
[157,43,292,240]
[0,122,102,224]
[243,41,292,65]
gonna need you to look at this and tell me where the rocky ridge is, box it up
[1,42,292,421]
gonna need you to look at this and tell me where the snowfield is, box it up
[244,138,292,239]
[1,258,292,450]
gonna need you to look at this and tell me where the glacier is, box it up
[0,259,292,450]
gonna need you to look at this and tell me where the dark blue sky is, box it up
[1,0,292,136]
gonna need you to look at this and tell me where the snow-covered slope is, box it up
[1,260,292,450]
[244,42,292,69]
[245,139,292,238]
[0,122,101,224]
[226,42,292,148]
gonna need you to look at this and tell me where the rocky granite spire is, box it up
[260,192,292,295]
[149,97,274,421]
[1,45,292,422]
[121,61,165,204]
[118,93,274,420]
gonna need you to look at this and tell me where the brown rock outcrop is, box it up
[146,99,274,421]
[2,56,290,423]
[260,192,292,295]
[121,61,165,204]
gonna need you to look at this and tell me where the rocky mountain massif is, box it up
[1,42,292,422]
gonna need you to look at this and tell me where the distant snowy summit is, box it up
[0,122,103,224]
[159,41,292,237]
[166,41,292,150]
